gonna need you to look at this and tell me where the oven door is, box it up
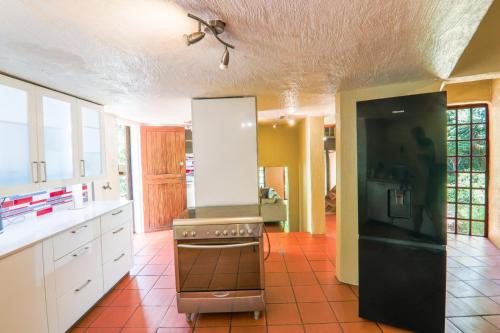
[175,237,263,293]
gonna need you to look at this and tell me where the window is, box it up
[447,105,488,236]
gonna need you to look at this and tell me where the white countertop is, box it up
[0,200,132,259]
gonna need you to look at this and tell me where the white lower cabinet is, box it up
[56,272,103,331]
[0,243,49,333]
[42,203,133,333]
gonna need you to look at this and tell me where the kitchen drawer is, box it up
[101,203,133,234]
[53,238,102,298]
[103,248,133,291]
[52,218,100,260]
[102,221,132,264]
[56,273,103,332]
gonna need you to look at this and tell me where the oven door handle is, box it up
[177,241,260,249]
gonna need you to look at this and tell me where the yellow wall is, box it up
[445,80,492,104]
[489,79,500,246]
[258,123,300,231]
[335,79,443,285]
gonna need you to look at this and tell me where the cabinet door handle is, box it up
[71,224,88,234]
[40,161,47,182]
[72,246,90,258]
[74,279,91,292]
[80,160,86,177]
[113,227,125,235]
[114,253,125,262]
[112,210,123,216]
[32,161,39,183]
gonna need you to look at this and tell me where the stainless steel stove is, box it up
[173,205,265,322]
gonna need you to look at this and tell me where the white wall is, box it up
[192,97,259,207]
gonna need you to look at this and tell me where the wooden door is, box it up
[141,126,186,232]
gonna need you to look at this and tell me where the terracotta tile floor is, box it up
[70,214,500,333]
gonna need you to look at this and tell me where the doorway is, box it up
[258,166,289,232]
[140,126,187,232]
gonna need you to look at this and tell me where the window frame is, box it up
[447,103,489,237]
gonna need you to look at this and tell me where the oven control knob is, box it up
[239,229,245,235]
[182,231,188,237]
[223,230,228,236]
[247,229,253,235]
[215,230,221,236]
[190,231,196,237]
[231,229,237,235]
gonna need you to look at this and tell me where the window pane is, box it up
[472,205,485,221]
[81,107,102,177]
[447,188,456,202]
[447,141,456,156]
[447,126,456,140]
[447,158,456,172]
[457,157,470,172]
[472,107,486,123]
[457,141,470,156]
[457,109,470,123]
[447,110,456,124]
[472,173,486,188]
[472,140,486,156]
[448,173,456,186]
[457,173,470,187]
[42,96,73,180]
[472,124,486,139]
[472,189,485,204]
[457,125,470,140]
[0,83,31,186]
[472,221,485,236]
[457,204,469,219]
[447,219,456,233]
[457,220,470,235]
[457,189,470,203]
[472,157,486,172]
[447,204,456,218]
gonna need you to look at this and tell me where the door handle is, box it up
[80,160,86,177]
[114,253,126,262]
[212,292,230,298]
[177,241,260,250]
[72,246,90,258]
[40,161,47,182]
[32,161,39,183]
[70,224,88,234]
[112,226,125,234]
[111,209,123,216]
[74,279,92,292]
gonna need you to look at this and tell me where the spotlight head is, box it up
[185,31,205,46]
[219,47,229,70]
[287,118,296,126]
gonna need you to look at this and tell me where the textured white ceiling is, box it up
[0,0,492,123]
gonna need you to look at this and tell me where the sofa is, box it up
[259,187,288,222]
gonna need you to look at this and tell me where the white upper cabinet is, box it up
[0,76,38,196]
[0,74,105,196]
[37,89,79,188]
[79,101,104,180]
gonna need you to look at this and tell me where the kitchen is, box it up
[2,1,500,333]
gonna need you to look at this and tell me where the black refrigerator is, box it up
[357,92,447,333]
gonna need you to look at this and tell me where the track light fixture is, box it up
[185,22,205,46]
[186,13,235,70]
[219,47,229,70]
